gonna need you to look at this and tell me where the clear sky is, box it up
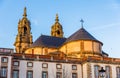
[0,0,120,58]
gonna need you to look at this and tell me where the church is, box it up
[0,7,120,78]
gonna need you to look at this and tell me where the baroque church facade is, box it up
[0,7,120,78]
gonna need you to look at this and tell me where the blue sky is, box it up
[0,0,120,58]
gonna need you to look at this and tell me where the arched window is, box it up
[57,30,60,35]
[24,27,27,35]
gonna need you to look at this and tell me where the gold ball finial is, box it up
[55,13,59,22]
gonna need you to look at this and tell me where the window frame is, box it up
[12,70,19,78]
[26,70,33,78]
[27,62,33,67]
[56,64,62,69]
[13,61,19,66]
[72,73,77,78]
[0,67,7,77]
[56,72,62,78]
[42,71,48,78]
[72,65,77,70]
[94,65,100,78]
[116,67,120,78]
[105,66,111,78]
[42,63,48,68]
[1,57,8,63]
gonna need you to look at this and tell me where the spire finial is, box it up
[55,13,59,22]
[80,19,84,28]
[23,7,27,17]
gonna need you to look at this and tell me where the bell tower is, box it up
[51,14,64,38]
[14,7,33,53]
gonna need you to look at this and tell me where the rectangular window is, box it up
[13,61,19,66]
[72,73,77,78]
[1,67,7,77]
[116,67,120,78]
[94,65,99,78]
[106,66,111,78]
[27,62,33,67]
[56,64,62,69]
[72,65,77,70]
[42,63,48,68]
[13,70,19,78]
[27,71,33,78]
[1,57,8,63]
[56,72,62,78]
[42,71,47,78]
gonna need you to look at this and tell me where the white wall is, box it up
[0,55,12,78]
[18,60,82,78]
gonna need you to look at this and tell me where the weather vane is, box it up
[80,19,84,28]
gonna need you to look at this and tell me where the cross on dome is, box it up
[80,19,84,28]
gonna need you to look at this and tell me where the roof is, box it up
[66,27,102,43]
[102,51,109,56]
[31,35,66,48]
